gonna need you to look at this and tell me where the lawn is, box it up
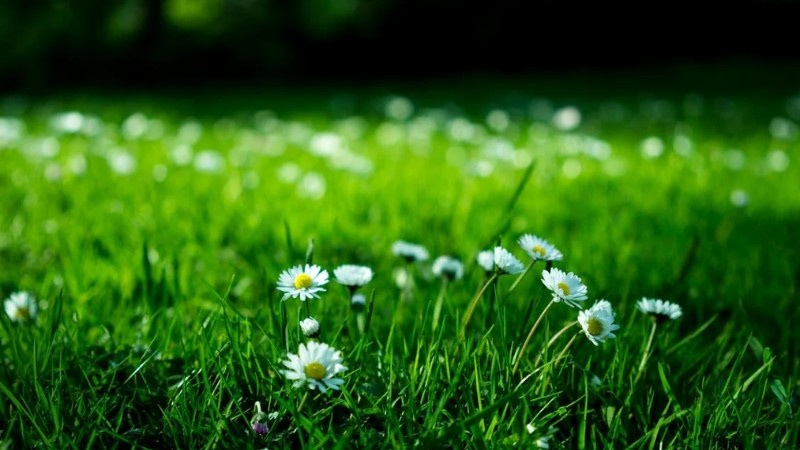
[1,71,799,448]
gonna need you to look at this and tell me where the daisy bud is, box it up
[300,317,320,338]
[351,293,367,310]
[250,401,269,436]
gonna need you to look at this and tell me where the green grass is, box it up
[1,78,799,448]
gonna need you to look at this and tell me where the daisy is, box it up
[636,298,682,321]
[4,291,37,323]
[541,268,588,307]
[578,300,620,345]
[300,317,320,338]
[518,234,563,261]
[281,341,347,393]
[391,240,429,262]
[333,265,373,291]
[476,250,495,273]
[493,246,525,275]
[276,264,329,301]
[432,256,464,281]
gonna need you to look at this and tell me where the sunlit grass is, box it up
[1,85,798,448]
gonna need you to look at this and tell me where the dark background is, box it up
[2,0,800,91]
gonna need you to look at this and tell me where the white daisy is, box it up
[578,300,620,345]
[636,298,682,320]
[276,264,329,301]
[4,291,37,323]
[517,234,563,261]
[476,250,495,272]
[281,341,347,393]
[541,268,588,307]
[432,256,464,280]
[300,317,320,338]
[333,264,373,289]
[493,246,525,275]
[391,240,429,262]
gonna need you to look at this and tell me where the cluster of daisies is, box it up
[273,262,374,396]
[491,234,684,347]
[3,237,684,440]
[269,234,685,412]
[389,234,683,351]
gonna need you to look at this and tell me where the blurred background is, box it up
[3,0,800,91]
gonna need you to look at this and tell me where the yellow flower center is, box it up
[294,273,313,289]
[304,362,326,380]
[15,307,30,320]
[532,245,547,257]
[586,317,604,336]
[557,282,570,295]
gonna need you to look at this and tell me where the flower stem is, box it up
[512,300,555,374]
[281,300,289,352]
[460,272,498,340]
[356,311,366,335]
[297,392,309,414]
[553,331,579,367]
[539,331,580,394]
[534,321,579,366]
[432,278,448,333]
[401,264,415,303]
[484,276,499,330]
[611,320,658,432]
[505,260,536,299]
[625,319,658,406]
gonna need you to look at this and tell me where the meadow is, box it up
[1,74,799,448]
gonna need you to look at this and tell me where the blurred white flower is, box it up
[486,109,510,132]
[730,189,749,208]
[122,113,148,140]
[637,298,682,321]
[766,150,790,172]
[392,240,429,262]
[194,150,225,173]
[49,111,84,134]
[769,117,798,140]
[553,106,581,131]
[298,172,326,199]
[334,265,374,289]
[493,246,524,275]
[641,137,664,159]
[432,256,464,281]
[476,250,495,273]
[107,149,136,175]
[4,291,37,323]
[385,96,414,121]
